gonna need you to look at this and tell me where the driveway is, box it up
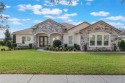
[0,74,125,83]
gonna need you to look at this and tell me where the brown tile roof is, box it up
[68,21,91,31]
[60,23,75,29]
[13,28,33,35]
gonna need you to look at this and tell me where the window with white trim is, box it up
[90,35,95,46]
[89,33,110,47]
[27,37,31,41]
[68,36,73,44]
[104,35,109,46]
[22,37,26,44]
[97,35,102,46]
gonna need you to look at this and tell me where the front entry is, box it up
[39,36,48,47]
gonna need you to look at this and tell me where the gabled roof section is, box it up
[80,20,122,33]
[32,19,65,28]
[68,21,91,31]
[60,23,75,29]
[13,28,33,35]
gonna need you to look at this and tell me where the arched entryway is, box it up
[50,33,62,46]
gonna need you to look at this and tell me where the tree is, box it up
[0,2,9,30]
[4,29,12,45]
[13,35,16,43]
[122,0,125,3]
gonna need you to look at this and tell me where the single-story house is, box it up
[13,19,121,51]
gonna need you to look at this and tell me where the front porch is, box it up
[34,33,63,47]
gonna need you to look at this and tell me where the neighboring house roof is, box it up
[13,28,33,35]
[68,21,91,31]
[60,23,75,29]
[80,20,122,33]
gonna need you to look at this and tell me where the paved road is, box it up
[0,75,125,83]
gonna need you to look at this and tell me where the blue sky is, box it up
[0,0,125,38]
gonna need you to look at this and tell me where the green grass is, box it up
[0,50,125,74]
[0,46,8,49]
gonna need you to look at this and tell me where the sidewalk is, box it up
[0,74,125,83]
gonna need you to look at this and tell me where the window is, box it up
[68,36,73,44]
[27,37,31,41]
[22,37,26,44]
[89,33,110,47]
[104,35,109,46]
[90,35,95,46]
[97,35,102,46]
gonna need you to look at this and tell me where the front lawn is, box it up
[0,50,125,74]
[0,46,8,49]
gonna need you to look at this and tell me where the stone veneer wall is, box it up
[80,22,120,51]
[32,20,65,46]
[33,20,65,34]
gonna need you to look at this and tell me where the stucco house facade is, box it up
[13,19,121,51]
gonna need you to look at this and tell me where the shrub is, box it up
[118,40,125,51]
[113,44,117,51]
[64,44,68,48]
[67,46,74,51]
[12,43,17,48]
[59,47,63,51]
[55,47,59,51]
[84,43,88,51]
[74,44,80,50]
[53,40,61,47]
[29,43,33,49]
[6,41,12,49]
[44,46,49,50]
[73,48,77,51]
[1,48,5,51]
[63,48,67,51]
[17,46,29,50]
[0,41,5,46]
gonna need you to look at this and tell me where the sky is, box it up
[0,0,125,38]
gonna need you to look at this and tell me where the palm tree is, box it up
[122,0,125,3]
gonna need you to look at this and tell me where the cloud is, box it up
[41,8,62,15]
[44,0,79,6]
[58,13,77,20]
[90,11,110,16]
[86,0,94,5]
[63,9,68,12]
[44,15,54,19]
[1,14,10,18]
[106,16,125,21]
[9,18,23,25]
[18,4,42,12]
[9,18,31,25]
[107,21,125,28]
[5,5,11,8]
[34,20,43,23]
[22,18,31,21]
[65,19,82,25]
[18,4,62,15]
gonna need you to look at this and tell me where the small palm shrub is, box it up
[53,40,61,47]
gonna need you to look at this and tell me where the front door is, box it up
[39,36,48,47]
